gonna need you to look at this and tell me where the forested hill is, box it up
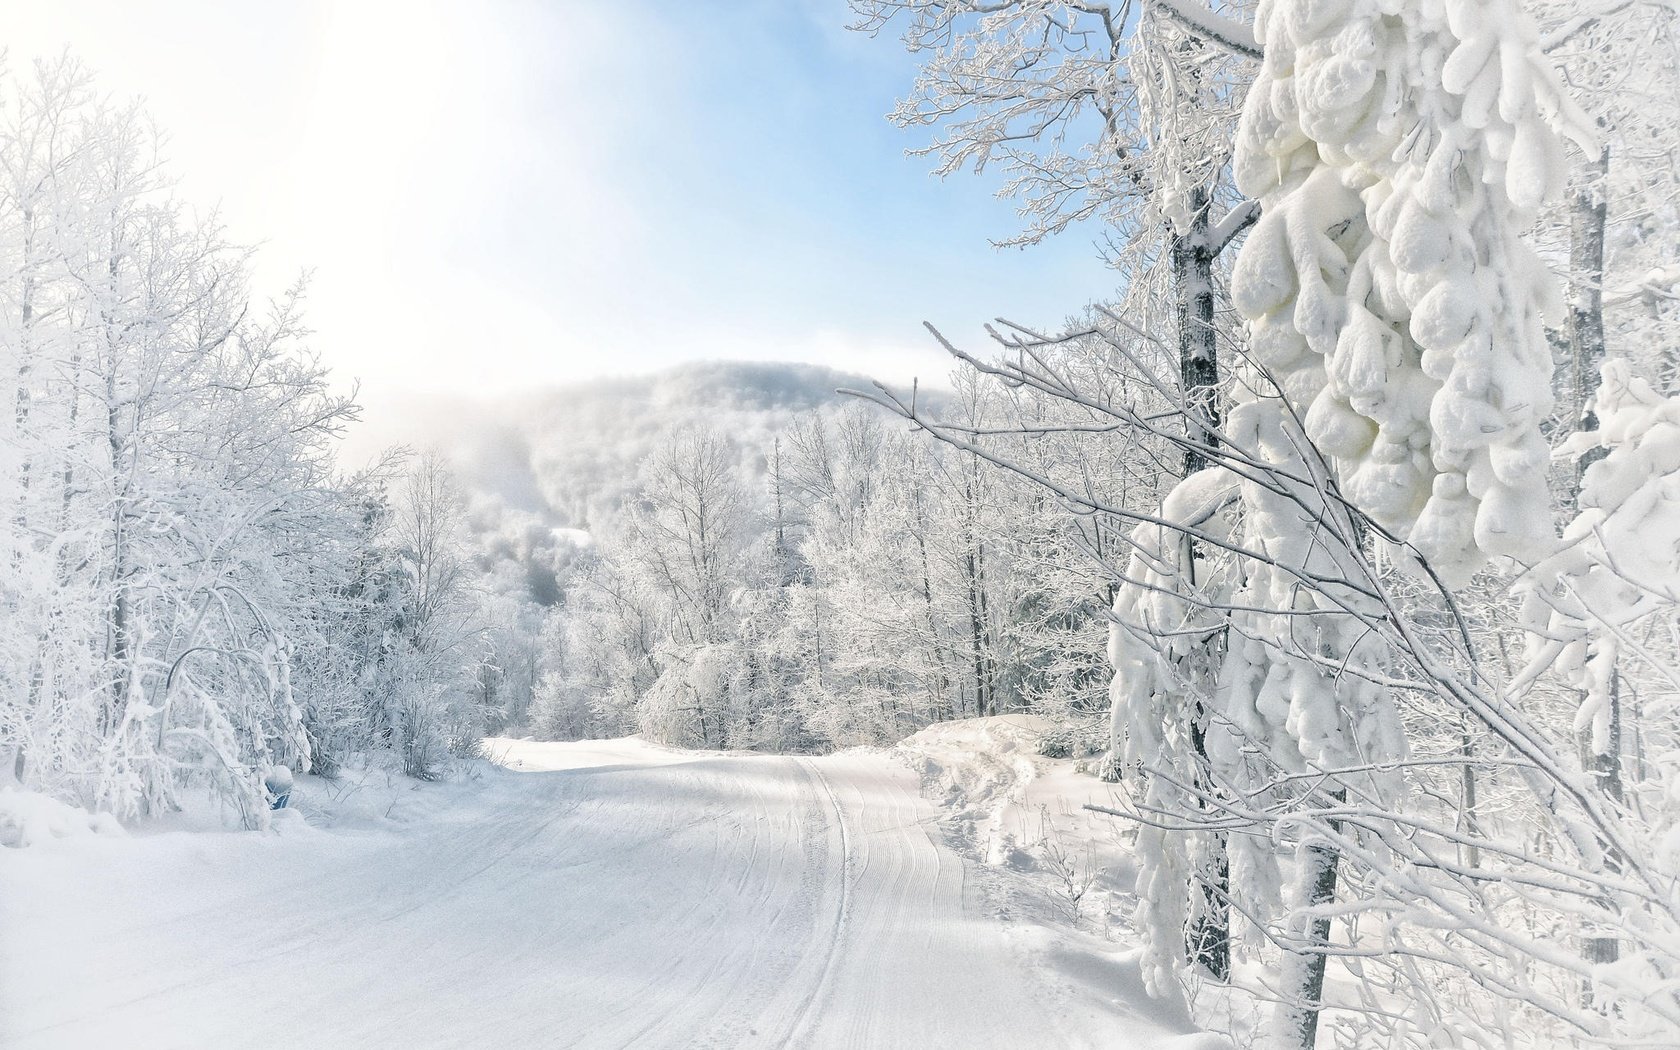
[408,360,903,534]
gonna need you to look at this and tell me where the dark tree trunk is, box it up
[1571,146,1611,479]
[1186,710,1231,982]
[1175,186,1231,982]
[1173,186,1220,475]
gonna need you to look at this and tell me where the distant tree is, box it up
[383,453,488,776]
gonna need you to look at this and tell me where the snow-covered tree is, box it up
[0,59,500,816]
[1232,0,1591,585]
[0,58,361,820]
[1521,359,1680,1026]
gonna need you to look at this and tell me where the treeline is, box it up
[507,358,1175,754]
[0,56,1176,823]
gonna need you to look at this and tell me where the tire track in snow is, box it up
[775,756,853,1049]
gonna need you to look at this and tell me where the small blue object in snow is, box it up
[264,765,294,810]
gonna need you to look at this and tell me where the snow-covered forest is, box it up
[6,0,1680,1047]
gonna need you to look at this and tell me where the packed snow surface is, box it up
[1,733,1212,1049]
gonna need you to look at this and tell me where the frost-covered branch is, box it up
[1148,0,1262,59]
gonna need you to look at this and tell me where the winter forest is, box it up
[4,1,1680,1049]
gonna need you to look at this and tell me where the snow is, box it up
[1230,0,1590,585]
[1,729,1215,1049]
[900,715,1114,868]
[0,789,124,849]
[896,717,1239,1046]
[1523,361,1680,894]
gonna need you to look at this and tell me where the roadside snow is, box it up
[0,789,124,848]
[894,716,1238,1047]
[897,715,1130,874]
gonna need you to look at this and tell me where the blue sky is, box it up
[11,1,1118,410]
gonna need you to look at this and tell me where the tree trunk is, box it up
[1571,145,1611,481]
[965,538,989,718]
[1271,793,1344,1050]
[812,594,829,699]
[13,212,36,536]
[913,506,951,721]
[1174,186,1220,474]
[974,535,996,715]
[1186,709,1231,982]
[104,365,133,738]
[1581,670,1624,996]
[1175,186,1231,981]
[1458,718,1482,870]
[1568,145,1624,998]
[962,470,995,718]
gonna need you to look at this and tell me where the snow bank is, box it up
[897,715,1052,865]
[894,717,1233,1044]
[277,751,507,834]
[0,748,505,848]
[0,789,124,848]
[484,734,697,773]
[894,716,1140,931]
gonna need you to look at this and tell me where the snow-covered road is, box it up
[3,738,1205,1049]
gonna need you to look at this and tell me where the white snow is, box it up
[1,730,1217,1049]
[1230,0,1589,585]
[0,789,124,849]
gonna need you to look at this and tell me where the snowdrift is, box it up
[0,789,124,848]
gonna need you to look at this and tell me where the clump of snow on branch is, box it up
[1526,357,1680,801]
[1106,467,1240,992]
[1230,0,1593,583]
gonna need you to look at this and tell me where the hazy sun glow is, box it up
[8,0,1119,433]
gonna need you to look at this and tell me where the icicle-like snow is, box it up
[1528,360,1680,758]
[1106,469,1244,994]
[1231,0,1591,584]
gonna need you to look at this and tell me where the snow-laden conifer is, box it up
[1232,0,1592,583]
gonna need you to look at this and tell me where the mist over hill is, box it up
[419,360,919,534]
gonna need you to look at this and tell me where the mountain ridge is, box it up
[420,359,913,531]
